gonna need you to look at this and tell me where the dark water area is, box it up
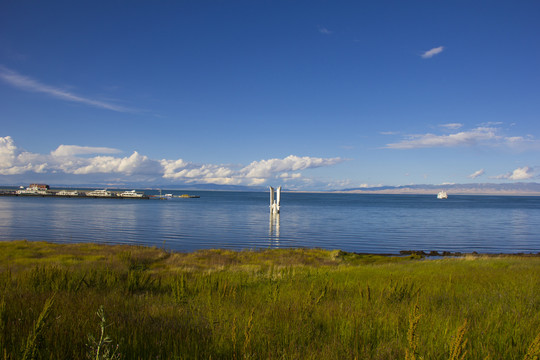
[1,191,539,254]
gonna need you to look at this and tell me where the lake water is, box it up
[0,191,539,254]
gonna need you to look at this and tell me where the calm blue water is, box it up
[0,191,539,254]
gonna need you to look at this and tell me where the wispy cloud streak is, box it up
[421,46,444,58]
[51,145,122,157]
[384,125,540,151]
[385,127,498,149]
[0,65,133,112]
[318,26,333,35]
[468,169,485,179]
[440,123,462,130]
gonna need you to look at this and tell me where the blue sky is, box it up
[1,1,539,190]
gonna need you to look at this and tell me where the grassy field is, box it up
[0,240,539,359]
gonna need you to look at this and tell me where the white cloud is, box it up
[509,166,534,180]
[468,169,485,179]
[494,166,535,181]
[0,136,17,168]
[421,46,444,58]
[480,121,503,127]
[241,155,344,178]
[0,65,133,112]
[385,125,540,151]
[162,163,239,185]
[318,27,332,35]
[440,123,463,130]
[69,152,161,175]
[279,172,302,182]
[0,136,49,175]
[51,145,122,157]
[0,137,344,187]
[160,159,190,178]
[504,136,540,151]
[385,127,499,149]
[380,131,399,135]
[162,155,344,185]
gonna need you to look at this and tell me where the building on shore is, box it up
[16,184,51,195]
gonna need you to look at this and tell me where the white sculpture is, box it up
[269,186,281,214]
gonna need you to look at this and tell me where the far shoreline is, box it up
[2,183,540,196]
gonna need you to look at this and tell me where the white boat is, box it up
[118,190,144,198]
[56,190,80,196]
[437,191,448,199]
[86,189,113,197]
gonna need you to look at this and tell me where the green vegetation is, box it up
[0,240,539,359]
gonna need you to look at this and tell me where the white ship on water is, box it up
[118,190,144,198]
[437,191,448,199]
[56,190,80,196]
[86,189,113,197]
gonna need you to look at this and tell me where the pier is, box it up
[0,192,150,199]
[0,185,150,199]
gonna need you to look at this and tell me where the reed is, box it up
[449,320,468,360]
[405,297,422,360]
[523,331,540,360]
[0,296,6,351]
[21,293,55,360]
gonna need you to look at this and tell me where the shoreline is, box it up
[2,239,539,258]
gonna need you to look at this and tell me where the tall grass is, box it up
[21,293,55,360]
[0,240,538,359]
[405,297,422,360]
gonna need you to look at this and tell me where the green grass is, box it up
[0,240,539,359]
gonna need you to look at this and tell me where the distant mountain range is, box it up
[339,182,540,195]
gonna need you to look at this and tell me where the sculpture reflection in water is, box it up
[269,186,281,245]
[269,212,280,242]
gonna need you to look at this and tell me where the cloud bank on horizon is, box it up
[380,123,539,183]
[0,136,344,188]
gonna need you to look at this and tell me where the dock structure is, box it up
[269,186,281,214]
[0,192,150,199]
[0,184,149,199]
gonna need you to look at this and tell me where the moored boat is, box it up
[56,190,80,196]
[118,190,144,198]
[86,189,113,197]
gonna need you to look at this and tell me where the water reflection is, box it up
[0,199,15,239]
[269,212,280,246]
